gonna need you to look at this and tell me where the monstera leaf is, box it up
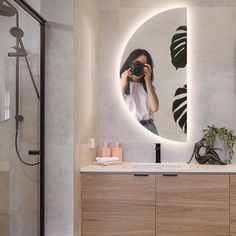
[172,85,187,133]
[170,25,187,69]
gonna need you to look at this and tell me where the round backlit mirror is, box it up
[120,8,187,141]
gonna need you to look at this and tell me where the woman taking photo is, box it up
[120,48,159,135]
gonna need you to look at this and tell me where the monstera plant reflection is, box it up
[171,25,187,134]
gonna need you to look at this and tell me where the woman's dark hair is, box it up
[120,49,154,95]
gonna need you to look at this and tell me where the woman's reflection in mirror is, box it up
[120,49,159,135]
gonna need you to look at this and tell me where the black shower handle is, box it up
[28,150,40,155]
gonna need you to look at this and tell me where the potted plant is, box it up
[188,125,236,165]
[202,125,236,164]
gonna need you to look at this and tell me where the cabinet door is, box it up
[156,174,229,236]
[81,174,155,236]
[230,175,236,235]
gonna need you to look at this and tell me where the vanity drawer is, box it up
[81,174,156,236]
[156,174,229,236]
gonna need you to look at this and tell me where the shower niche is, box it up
[0,1,46,235]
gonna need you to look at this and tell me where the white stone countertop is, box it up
[80,162,236,173]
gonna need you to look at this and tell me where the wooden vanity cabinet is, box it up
[81,173,230,236]
[230,175,236,235]
[81,174,156,236]
[156,174,229,236]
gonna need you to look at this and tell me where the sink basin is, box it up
[132,163,188,170]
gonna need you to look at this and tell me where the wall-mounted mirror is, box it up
[120,8,187,142]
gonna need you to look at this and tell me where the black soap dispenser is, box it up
[155,143,161,163]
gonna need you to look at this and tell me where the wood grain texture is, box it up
[156,174,229,236]
[230,175,236,235]
[81,174,155,236]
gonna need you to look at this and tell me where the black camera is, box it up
[130,61,144,77]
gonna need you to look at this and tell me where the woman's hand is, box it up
[143,64,159,112]
[121,69,131,95]
[144,64,152,81]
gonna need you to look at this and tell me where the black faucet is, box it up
[155,143,161,163]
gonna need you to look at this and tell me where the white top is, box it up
[124,81,153,121]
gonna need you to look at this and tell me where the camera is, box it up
[130,61,144,77]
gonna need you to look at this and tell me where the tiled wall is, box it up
[41,0,99,235]
[40,0,74,235]
[0,171,9,236]
[74,0,100,235]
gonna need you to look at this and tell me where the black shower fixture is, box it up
[0,0,16,16]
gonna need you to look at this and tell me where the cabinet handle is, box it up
[162,174,178,177]
[134,173,149,176]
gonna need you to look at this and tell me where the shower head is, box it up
[0,0,16,17]
[10,26,24,38]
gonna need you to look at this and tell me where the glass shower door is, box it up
[0,1,45,235]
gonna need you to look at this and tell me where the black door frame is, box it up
[13,1,46,235]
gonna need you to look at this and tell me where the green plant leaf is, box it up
[172,85,187,134]
[170,25,187,69]
[201,125,236,164]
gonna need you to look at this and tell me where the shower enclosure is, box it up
[0,0,45,235]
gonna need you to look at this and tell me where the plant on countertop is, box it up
[202,125,236,164]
